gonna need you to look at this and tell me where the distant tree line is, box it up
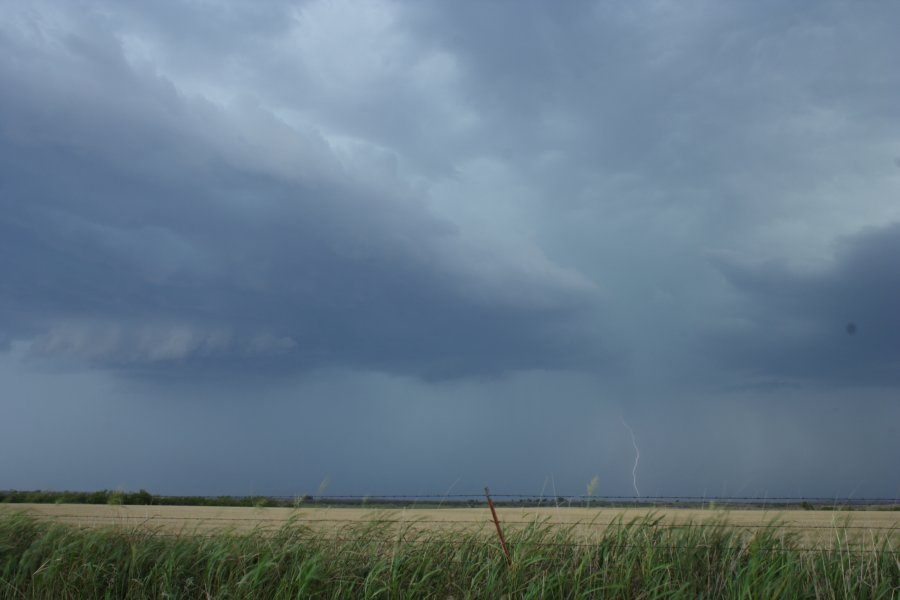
[0,490,283,507]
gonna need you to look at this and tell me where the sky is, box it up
[1,0,898,499]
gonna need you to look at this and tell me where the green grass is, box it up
[0,513,897,599]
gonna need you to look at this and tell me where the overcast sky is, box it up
[1,0,898,499]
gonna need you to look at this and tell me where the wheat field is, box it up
[4,503,897,547]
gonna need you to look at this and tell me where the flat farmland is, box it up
[3,503,897,547]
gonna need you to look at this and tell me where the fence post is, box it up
[485,487,512,566]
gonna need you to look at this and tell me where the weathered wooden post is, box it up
[485,487,512,566]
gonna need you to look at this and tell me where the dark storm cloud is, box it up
[711,223,900,385]
[2,0,898,387]
[0,6,600,379]
[2,0,900,499]
[409,0,900,202]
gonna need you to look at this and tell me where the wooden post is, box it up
[485,487,512,566]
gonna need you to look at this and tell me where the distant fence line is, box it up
[2,489,898,508]
[178,493,900,507]
[256,493,897,502]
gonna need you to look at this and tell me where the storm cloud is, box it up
[1,0,898,497]
[712,222,900,385]
[0,3,600,379]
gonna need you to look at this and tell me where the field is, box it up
[3,502,899,546]
[2,503,898,598]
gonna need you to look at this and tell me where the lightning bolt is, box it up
[620,413,641,498]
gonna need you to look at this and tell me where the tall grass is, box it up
[1,512,897,598]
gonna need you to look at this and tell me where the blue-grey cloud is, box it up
[711,223,900,385]
[1,0,899,498]
[0,4,601,379]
